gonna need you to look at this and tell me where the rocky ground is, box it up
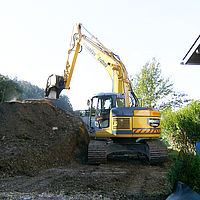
[0,100,170,199]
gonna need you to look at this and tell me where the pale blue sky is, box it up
[0,0,199,109]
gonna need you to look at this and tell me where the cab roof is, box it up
[93,92,125,98]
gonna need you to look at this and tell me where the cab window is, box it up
[116,98,125,107]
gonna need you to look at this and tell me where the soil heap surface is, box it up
[0,100,89,177]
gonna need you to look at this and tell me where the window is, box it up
[116,98,125,107]
[97,97,112,110]
[96,96,112,128]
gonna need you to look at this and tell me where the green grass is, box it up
[168,149,179,161]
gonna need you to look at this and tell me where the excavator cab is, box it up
[90,94,112,130]
[89,93,126,130]
[45,74,65,99]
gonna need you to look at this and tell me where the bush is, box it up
[162,101,200,153]
[167,153,200,194]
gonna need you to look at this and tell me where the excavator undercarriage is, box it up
[88,138,168,165]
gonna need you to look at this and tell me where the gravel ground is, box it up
[0,157,170,200]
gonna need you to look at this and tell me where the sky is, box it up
[0,0,199,110]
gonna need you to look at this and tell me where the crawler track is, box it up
[88,140,107,164]
[88,139,168,165]
[146,139,168,164]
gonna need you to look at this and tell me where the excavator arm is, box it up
[45,23,139,107]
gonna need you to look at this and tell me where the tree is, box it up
[132,58,189,110]
[0,74,22,103]
[162,101,200,153]
[17,80,73,111]
[0,75,73,110]
[163,101,200,194]
[17,80,44,100]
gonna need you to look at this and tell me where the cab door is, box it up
[90,95,113,130]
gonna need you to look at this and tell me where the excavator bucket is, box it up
[45,74,65,99]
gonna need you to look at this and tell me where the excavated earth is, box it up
[0,100,89,177]
[0,100,170,200]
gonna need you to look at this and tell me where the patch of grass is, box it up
[168,149,179,161]
[166,153,200,194]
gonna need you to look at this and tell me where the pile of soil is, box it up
[0,100,89,177]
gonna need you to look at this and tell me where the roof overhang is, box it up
[181,35,200,65]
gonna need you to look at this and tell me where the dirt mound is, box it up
[0,100,89,177]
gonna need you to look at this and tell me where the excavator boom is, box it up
[45,23,139,107]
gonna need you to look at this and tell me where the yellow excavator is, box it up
[45,23,168,164]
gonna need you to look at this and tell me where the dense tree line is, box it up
[0,74,73,111]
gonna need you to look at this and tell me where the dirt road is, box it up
[0,157,170,200]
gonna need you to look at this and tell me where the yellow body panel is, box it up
[90,131,161,138]
[115,134,161,138]
[91,130,112,137]
[90,112,161,138]
[134,110,160,117]
[133,117,161,129]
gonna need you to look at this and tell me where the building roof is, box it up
[181,35,200,65]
